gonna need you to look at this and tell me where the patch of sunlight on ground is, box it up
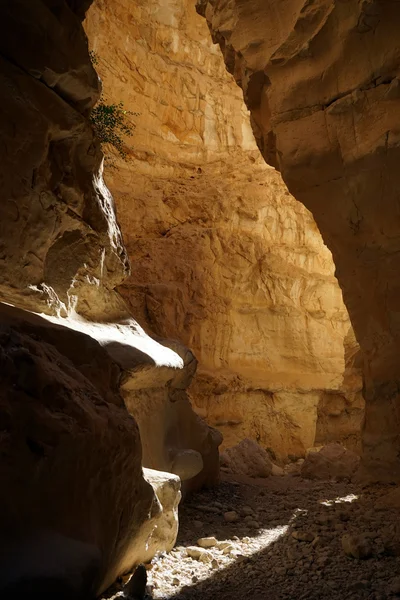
[320,493,359,506]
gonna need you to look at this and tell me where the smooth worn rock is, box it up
[341,534,373,560]
[0,0,129,321]
[224,511,240,523]
[272,464,285,477]
[217,541,234,551]
[123,565,147,600]
[140,469,181,564]
[115,334,222,494]
[0,304,155,597]
[171,449,204,482]
[197,537,218,549]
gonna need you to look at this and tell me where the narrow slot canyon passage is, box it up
[84,0,364,470]
[0,1,400,600]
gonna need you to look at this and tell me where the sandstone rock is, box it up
[186,547,212,563]
[301,443,360,481]
[0,304,155,596]
[140,469,181,564]
[305,447,323,457]
[85,0,361,463]
[217,541,234,551]
[224,511,240,523]
[197,0,400,477]
[116,336,222,494]
[171,449,204,481]
[197,537,218,549]
[271,464,285,476]
[221,439,273,478]
[123,565,147,600]
[341,535,373,560]
[37,300,220,493]
[0,0,129,320]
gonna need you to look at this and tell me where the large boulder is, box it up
[301,443,360,481]
[0,304,156,597]
[221,438,273,478]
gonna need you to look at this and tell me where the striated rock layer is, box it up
[197,0,400,478]
[85,0,363,460]
[0,0,204,595]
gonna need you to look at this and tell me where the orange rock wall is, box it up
[197,0,400,478]
[85,0,363,460]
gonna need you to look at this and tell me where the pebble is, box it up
[186,546,212,562]
[223,511,239,523]
[197,537,218,548]
[193,520,204,529]
[292,531,315,542]
[242,506,254,516]
[341,534,373,559]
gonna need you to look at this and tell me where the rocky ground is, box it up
[106,472,400,600]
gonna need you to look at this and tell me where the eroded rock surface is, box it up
[0,0,206,593]
[0,0,129,320]
[85,0,363,461]
[197,0,400,477]
[0,303,154,596]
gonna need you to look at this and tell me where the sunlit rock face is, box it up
[197,0,400,478]
[85,0,363,460]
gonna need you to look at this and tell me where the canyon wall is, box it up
[0,2,158,593]
[0,0,130,321]
[0,0,209,594]
[196,0,400,479]
[0,0,219,499]
[85,0,363,460]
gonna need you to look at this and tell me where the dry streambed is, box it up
[105,475,400,600]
